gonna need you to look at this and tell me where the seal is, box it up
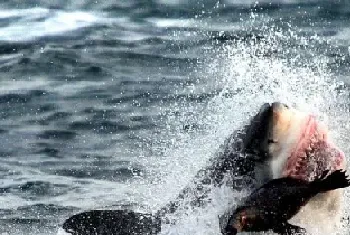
[223,170,350,235]
[61,102,347,235]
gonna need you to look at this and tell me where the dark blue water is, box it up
[1,1,350,234]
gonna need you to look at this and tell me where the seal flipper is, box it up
[62,210,161,235]
[273,223,308,235]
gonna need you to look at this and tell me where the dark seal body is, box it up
[224,170,350,235]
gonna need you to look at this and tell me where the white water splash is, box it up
[138,24,350,235]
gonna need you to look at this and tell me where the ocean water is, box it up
[1,0,350,234]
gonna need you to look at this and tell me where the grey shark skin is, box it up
[61,102,287,235]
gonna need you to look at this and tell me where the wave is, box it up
[0,8,110,42]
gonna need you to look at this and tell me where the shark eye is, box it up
[268,139,277,144]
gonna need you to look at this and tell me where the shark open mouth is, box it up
[282,115,345,181]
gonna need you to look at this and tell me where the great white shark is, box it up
[60,102,347,235]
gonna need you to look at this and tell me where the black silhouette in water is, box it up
[222,170,350,235]
[63,210,161,235]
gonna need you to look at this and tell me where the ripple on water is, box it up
[0,181,70,200]
[0,93,31,104]
[37,130,77,140]
[0,204,77,235]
